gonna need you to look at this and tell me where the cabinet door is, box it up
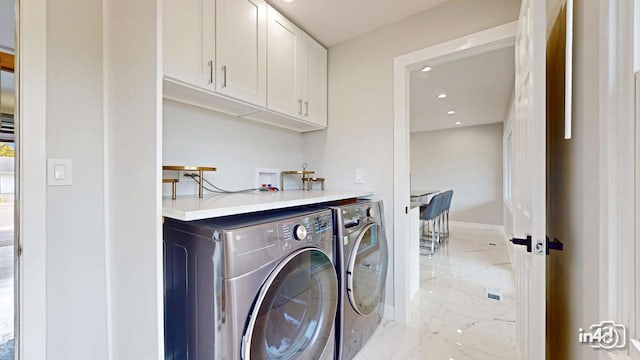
[301,34,327,127]
[266,6,302,118]
[163,0,215,90]
[216,0,267,106]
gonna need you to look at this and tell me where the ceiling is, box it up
[267,0,448,47]
[410,45,515,133]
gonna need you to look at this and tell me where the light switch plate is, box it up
[48,158,72,186]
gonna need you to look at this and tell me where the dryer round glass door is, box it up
[346,223,389,316]
[242,248,338,360]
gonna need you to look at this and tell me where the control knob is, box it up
[366,207,375,218]
[293,224,308,241]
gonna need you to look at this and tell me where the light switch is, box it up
[48,159,72,186]
[54,164,66,180]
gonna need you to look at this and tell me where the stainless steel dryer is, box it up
[332,200,388,360]
[164,208,338,360]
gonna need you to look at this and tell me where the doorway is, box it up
[0,0,16,358]
[401,28,517,359]
[392,21,517,325]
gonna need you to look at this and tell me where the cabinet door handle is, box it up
[298,99,302,116]
[222,65,227,88]
[304,101,309,117]
[208,60,213,84]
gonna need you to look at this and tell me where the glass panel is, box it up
[349,225,388,316]
[0,13,15,357]
[0,146,13,357]
[249,249,337,360]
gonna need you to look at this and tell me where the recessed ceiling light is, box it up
[448,110,455,115]
[457,329,463,334]
[437,93,447,99]
[455,121,462,125]
[421,66,432,72]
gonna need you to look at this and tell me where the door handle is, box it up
[304,101,309,117]
[222,65,227,88]
[547,237,564,254]
[511,235,564,255]
[344,218,361,228]
[208,60,213,84]
[511,235,532,253]
[298,99,302,116]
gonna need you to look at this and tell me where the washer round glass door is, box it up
[243,248,338,360]
[346,223,389,316]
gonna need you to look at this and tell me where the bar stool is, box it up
[441,190,454,238]
[419,194,444,254]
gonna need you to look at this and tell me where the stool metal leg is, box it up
[446,210,450,237]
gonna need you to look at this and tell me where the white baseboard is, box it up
[449,220,505,232]
[383,304,395,323]
[631,339,640,360]
[608,352,633,360]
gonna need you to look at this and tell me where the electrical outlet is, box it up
[354,169,364,184]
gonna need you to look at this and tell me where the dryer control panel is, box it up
[335,201,384,241]
[277,212,333,252]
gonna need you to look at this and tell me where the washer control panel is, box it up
[313,214,332,234]
[277,212,332,251]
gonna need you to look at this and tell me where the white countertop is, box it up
[410,189,440,197]
[162,190,375,221]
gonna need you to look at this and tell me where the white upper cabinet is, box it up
[163,0,215,90]
[216,0,267,106]
[300,33,328,127]
[267,6,327,127]
[162,0,326,131]
[266,6,303,118]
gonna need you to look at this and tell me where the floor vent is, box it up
[486,288,503,301]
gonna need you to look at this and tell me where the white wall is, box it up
[105,0,163,358]
[45,0,108,358]
[0,0,14,53]
[411,123,504,225]
[19,0,163,358]
[303,0,520,307]
[163,100,306,195]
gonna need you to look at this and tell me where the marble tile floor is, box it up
[355,224,519,360]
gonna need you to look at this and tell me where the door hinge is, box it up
[510,235,563,255]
